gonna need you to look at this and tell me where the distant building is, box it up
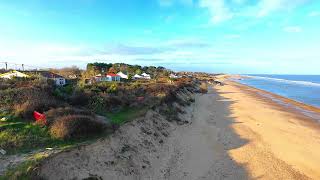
[0,70,30,79]
[141,73,151,79]
[37,71,66,86]
[117,72,128,79]
[93,73,120,82]
[133,74,142,79]
[107,73,121,82]
[169,73,180,79]
[25,71,66,86]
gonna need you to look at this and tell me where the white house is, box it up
[133,74,142,79]
[141,73,151,79]
[38,71,66,86]
[0,70,29,79]
[106,73,121,81]
[169,73,180,79]
[117,72,128,79]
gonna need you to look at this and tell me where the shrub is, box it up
[69,90,90,106]
[45,107,94,125]
[199,82,208,93]
[0,83,59,120]
[107,83,118,93]
[49,115,106,140]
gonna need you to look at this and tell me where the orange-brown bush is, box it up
[199,82,208,93]
[49,115,106,139]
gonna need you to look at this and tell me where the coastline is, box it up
[31,78,320,180]
[230,80,320,124]
[215,79,320,179]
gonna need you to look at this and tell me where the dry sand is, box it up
[38,81,320,180]
[215,80,320,180]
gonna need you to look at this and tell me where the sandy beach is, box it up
[216,80,320,179]
[37,80,320,180]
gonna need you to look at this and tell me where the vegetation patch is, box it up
[49,115,107,140]
[106,107,148,125]
[0,115,91,155]
[0,152,49,180]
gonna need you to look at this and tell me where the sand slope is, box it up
[38,88,249,179]
[38,82,320,180]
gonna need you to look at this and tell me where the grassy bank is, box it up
[106,107,149,125]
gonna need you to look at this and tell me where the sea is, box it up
[236,75,320,108]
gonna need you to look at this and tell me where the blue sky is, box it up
[0,0,320,74]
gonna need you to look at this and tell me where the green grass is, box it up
[0,115,88,155]
[0,152,49,180]
[106,107,148,125]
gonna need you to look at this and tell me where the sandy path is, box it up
[216,81,320,180]
[159,89,247,180]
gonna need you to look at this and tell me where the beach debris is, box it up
[33,111,47,125]
[0,149,6,155]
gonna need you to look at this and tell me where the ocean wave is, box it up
[242,75,320,87]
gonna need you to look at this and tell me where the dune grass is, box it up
[0,114,86,155]
[106,107,148,125]
[0,152,50,180]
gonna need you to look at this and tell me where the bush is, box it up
[49,115,106,140]
[69,90,90,106]
[45,107,94,125]
[0,84,59,120]
[199,82,208,93]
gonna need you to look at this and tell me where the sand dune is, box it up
[38,82,320,180]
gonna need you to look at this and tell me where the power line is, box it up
[0,62,48,71]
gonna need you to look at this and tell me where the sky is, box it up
[0,0,320,74]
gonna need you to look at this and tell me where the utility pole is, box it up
[22,64,24,71]
[5,62,7,70]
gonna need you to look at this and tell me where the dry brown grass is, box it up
[199,82,208,93]
[45,107,94,125]
[49,115,106,140]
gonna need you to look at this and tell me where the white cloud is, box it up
[308,11,320,17]
[283,26,302,33]
[199,0,233,24]
[198,0,309,24]
[257,0,308,17]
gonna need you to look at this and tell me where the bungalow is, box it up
[117,72,128,79]
[107,73,121,82]
[169,73,179,79]
[0,70,29,79]
[141,73,151,79]
[37,71,66,86]
[133,74,142,79]
[92,73,120,82]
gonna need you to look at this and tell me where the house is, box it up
[92,73,120,83]
[133,74,142,79]
[0,70,30,79]
[107,73,121,82]
[117,72,128,79]
[32,71,66,86]
[141,73,151,79]
[169,73,179,79]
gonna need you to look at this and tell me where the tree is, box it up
[135,69,142,75]
[108,67,116,74]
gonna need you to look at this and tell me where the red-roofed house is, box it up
[106,73,120,82]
